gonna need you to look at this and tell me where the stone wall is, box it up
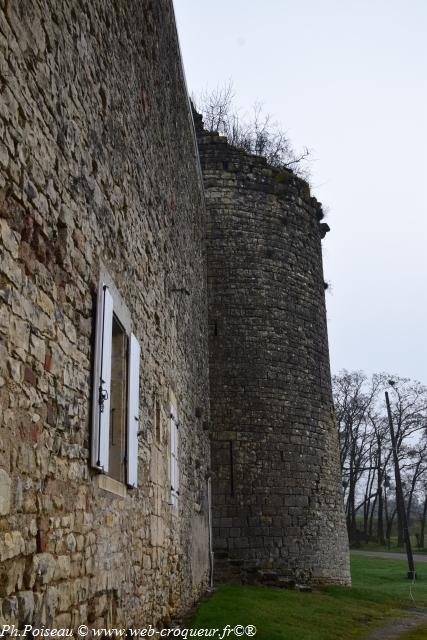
[195,114,350,586]
[0,0,211,628]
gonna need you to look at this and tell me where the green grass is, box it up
[350,529,427,554]
[190,556,427,640]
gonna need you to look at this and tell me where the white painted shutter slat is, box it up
[93,285,113,473]
[174,411,179,498]
[170,406,175,493]
[127,333,140,487]
[170,402,179,506]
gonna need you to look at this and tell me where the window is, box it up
[170,395,179,507]
[91,270,141,488]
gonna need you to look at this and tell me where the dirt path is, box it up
[352,550,427,563]
[362,608,427,639]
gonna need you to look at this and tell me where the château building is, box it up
[0,0,349,628]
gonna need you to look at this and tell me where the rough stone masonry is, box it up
[0,0,349,630]
[0,0,211,628]
[195,112,350,586]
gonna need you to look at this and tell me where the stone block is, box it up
[54,555,71,580]
[2,596,18,624]
[0,469,11,515]
[17,590,34,625]
[0,558,25,596]
[0,220,19,258]
[27,553,56,587]
[58,582,72,612]
[0,531,25,561]
[45,586,58,621]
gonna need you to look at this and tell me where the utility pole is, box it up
[385,389,416,579]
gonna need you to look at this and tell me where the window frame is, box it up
[91,265,140,488]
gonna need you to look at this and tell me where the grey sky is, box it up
[174,0,427,384]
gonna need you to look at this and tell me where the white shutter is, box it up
[92,285,113,472]
[174,407,179,500]
[170,402,179,507]
[127,334,140,487]
[170,407,174,496]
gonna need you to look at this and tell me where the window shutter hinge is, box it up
[98,384,108,413]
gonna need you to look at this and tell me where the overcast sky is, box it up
[174,0,427,384]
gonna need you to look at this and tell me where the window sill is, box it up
[97,474,128,498]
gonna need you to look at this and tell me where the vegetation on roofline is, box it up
[193,81,311,180]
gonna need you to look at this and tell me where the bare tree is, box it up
[194,82,311,178]
[333,371,427,546]
[418,475,427,548]
[386,378,427,543]
[333,371,382,538]
[367,411,392,544]
[401,441,427,527]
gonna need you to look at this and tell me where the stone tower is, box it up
[195,114,350,586]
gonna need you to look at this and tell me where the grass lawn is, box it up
[190,556,427,640]
[353,533,427,555]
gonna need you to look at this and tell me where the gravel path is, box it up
[351,550,427,563]
[362,608,427,639]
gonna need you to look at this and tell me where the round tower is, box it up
[195,113,350,586]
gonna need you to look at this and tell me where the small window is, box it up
[91,274,141,488]
[170,397,179,508]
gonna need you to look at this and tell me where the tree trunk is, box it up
[406,460,422,529]
[384,486,390,541]
[420,494,427,549]
[346,452,358,540]
[395,485,404,545]
[364,466,375,538]
[377,484,385,545]
[369,493,377,538]
[387,507,397,541]
[346,477,357,539]
[375,444,385,545]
